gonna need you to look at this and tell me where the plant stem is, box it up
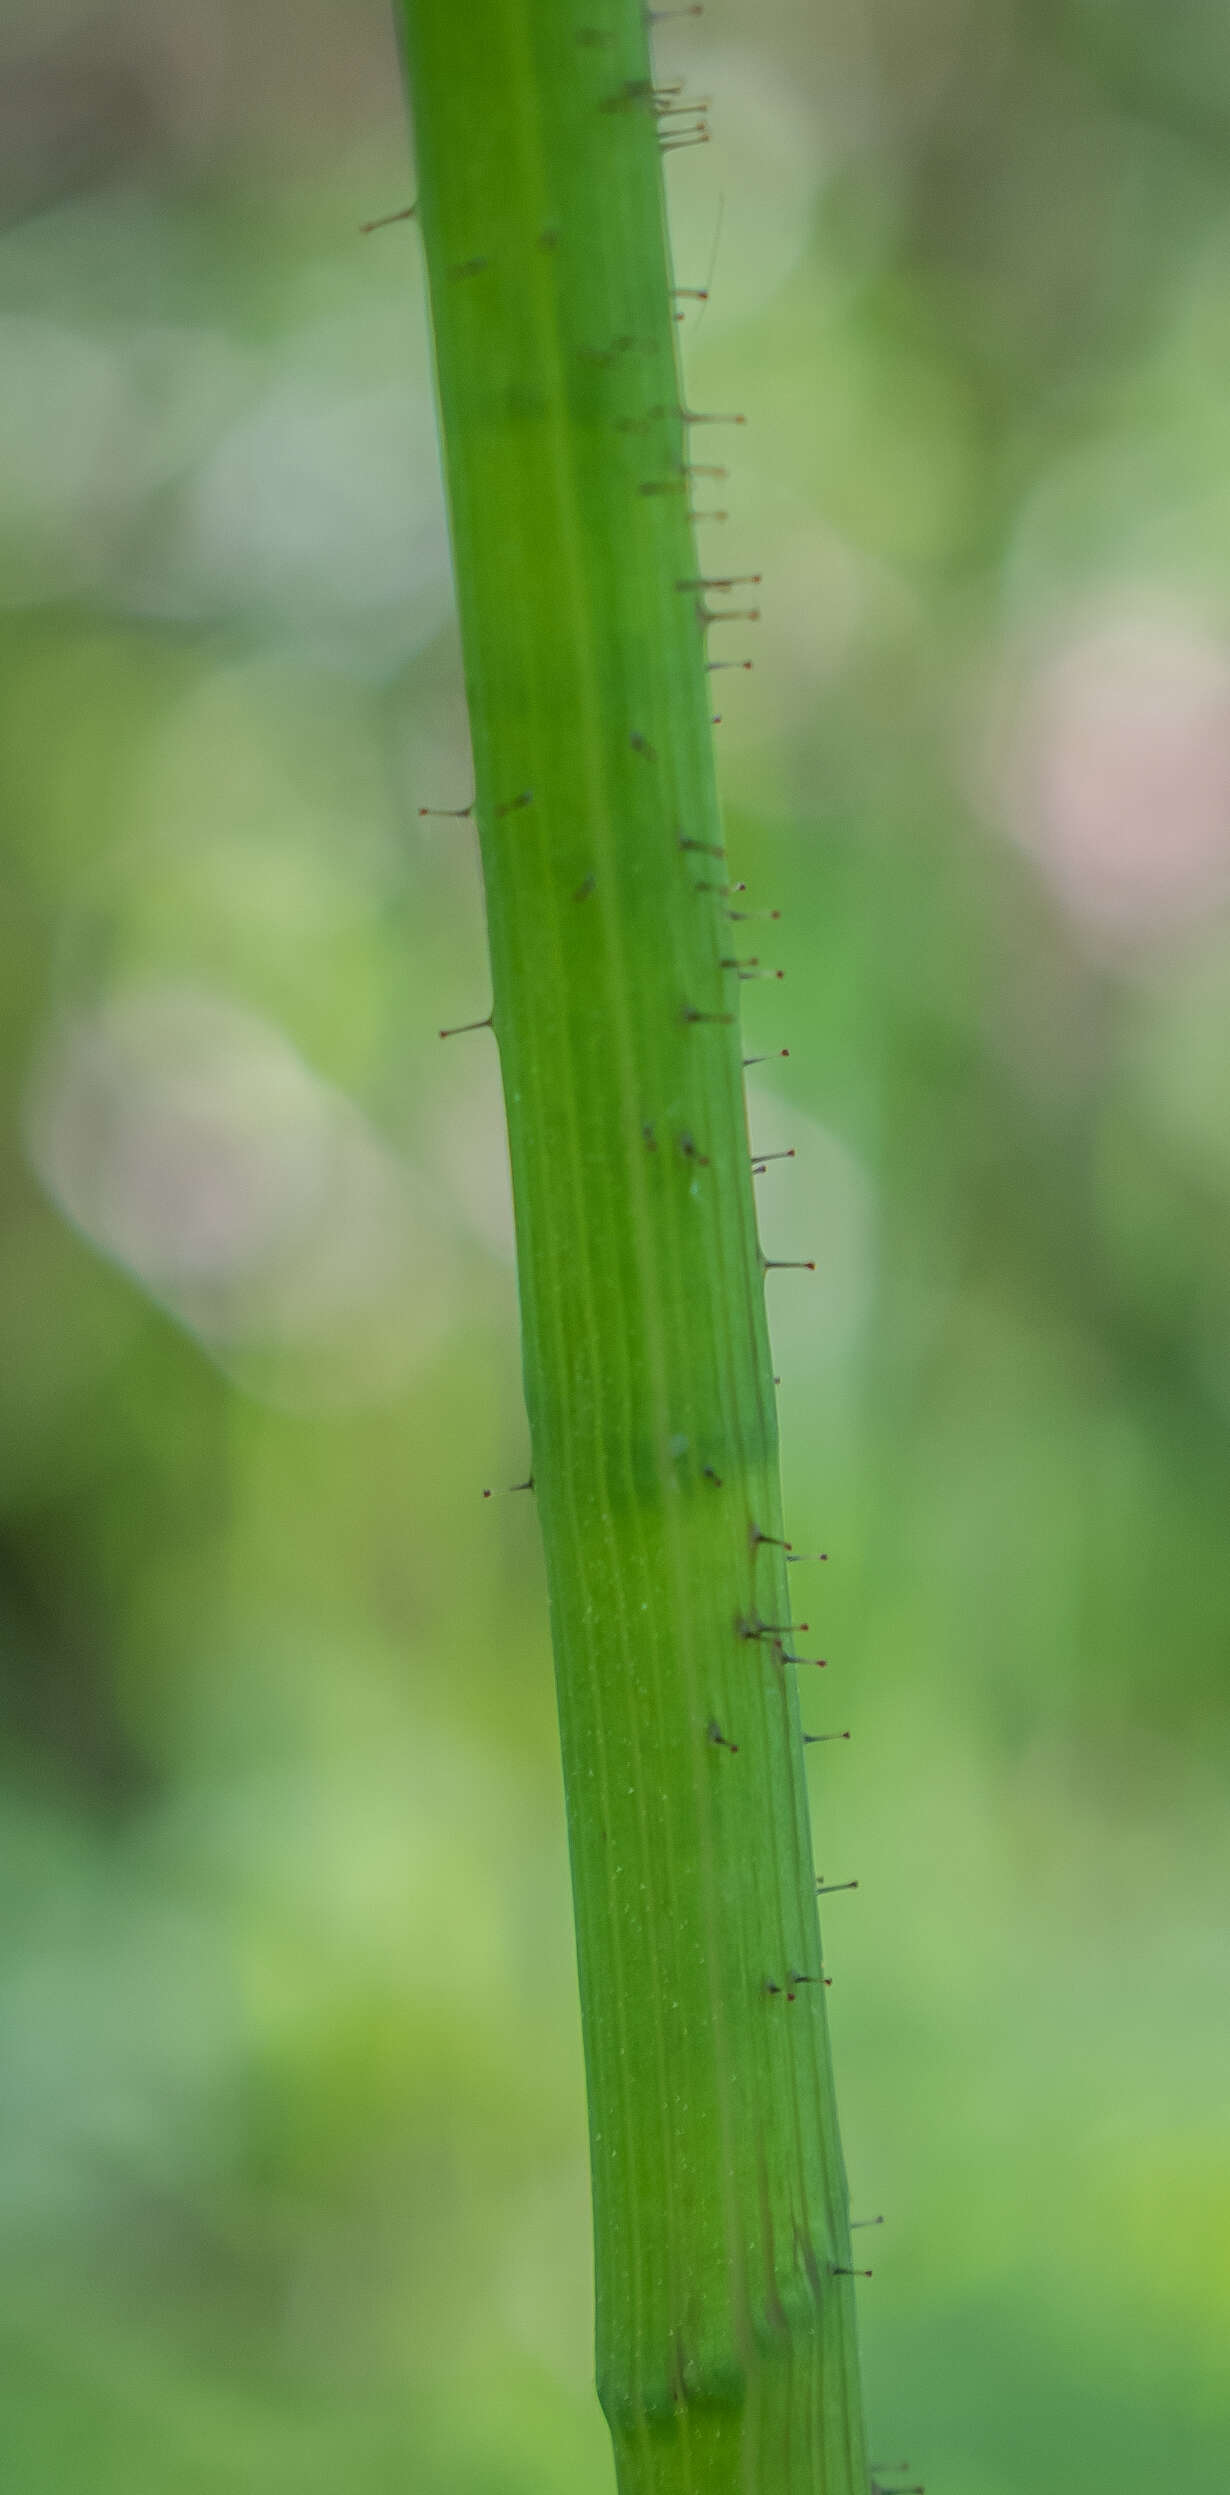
[397,4,871,2486]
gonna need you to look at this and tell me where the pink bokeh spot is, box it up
[1006,601,1230,944]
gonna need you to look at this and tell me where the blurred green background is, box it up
[2,2,1229,2490]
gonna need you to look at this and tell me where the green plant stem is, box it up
[397,4,871,2487]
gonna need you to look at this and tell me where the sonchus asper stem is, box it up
[396,5,873,2488]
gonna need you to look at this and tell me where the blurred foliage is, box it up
[1,2,1228,2490]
